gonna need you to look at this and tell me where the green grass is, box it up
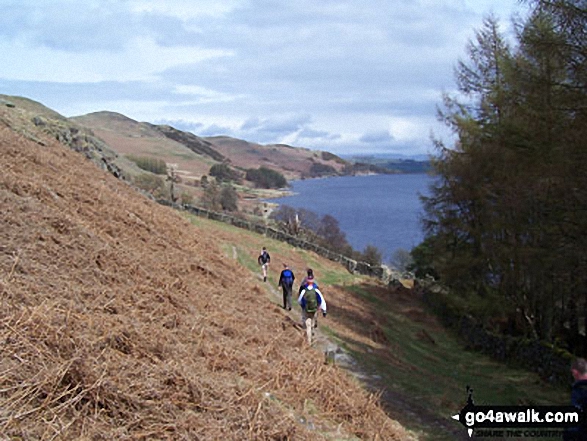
[182,211,569,441]
[334,284,568,440]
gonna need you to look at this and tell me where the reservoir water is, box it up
[269,173,432,261]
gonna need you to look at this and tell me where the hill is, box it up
[0,98,414,438]
[1,95,400,222]
[72,111,221,183]
[202,136,347,180]
[346,155,431,174]
[71,111,375,182]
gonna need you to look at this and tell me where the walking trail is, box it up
[263,274,468,440]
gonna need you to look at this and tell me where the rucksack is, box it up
[282,269,294,286]
[259,251,269,264]
[304,286,318,313]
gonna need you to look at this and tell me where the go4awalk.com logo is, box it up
[451,387,584,438]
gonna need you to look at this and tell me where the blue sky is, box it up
[0,0,526,156]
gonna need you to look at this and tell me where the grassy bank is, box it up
[184,213,569,440]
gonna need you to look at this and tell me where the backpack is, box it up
[259,251,269,264]
[304,286,318,313]
[282,269,294,286]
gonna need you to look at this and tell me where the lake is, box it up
[268,173,432,261]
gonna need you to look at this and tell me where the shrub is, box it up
[220,186,238,212]
[180,192,194,205]
[209,163,242,183]
[245,167,287,189]
[127,155,167,175]
[134,173,166,196]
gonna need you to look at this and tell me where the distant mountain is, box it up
[201,135,350,180]
[344,154,432,174]
[2,94,426,193]
[71,112,355,182]
[147,123,226,162]
[341,152,431,161]
[71,111,227,182]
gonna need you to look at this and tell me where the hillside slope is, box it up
[0,95,136,180]
[202,136,347,180]
[0,105,414,439]
[72,111,218,182]
[72,110,348,181]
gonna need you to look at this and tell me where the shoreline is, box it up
[255,172,430,259]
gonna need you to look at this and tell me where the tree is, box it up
[209,163,242,183]
[201,181,221,211]
[360,245,383,266]
[127,155,167,175]
[390,248,413,272]
[245,167,287,189]
[220,186,238,212]
[422,3,587,344]
[317,214,350,253]
[270,205,300,234]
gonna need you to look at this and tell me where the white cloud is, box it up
[128,0,242,20]
[172,85,245,104]
[0,37,232,83]
[0,0,527,156]
[360,130,394,144]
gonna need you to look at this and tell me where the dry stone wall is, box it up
[160,201,397,280]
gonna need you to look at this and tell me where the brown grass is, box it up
[0,109,414,439]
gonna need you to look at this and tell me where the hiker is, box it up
[277,263,295,310]
[298,268,318,294]
[298,279,327,345]
[298,269,320,328]
[564,358,587,440]
[257,247,271,282]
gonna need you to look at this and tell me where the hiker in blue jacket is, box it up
[298,279,326,345]
[277,263,295,310]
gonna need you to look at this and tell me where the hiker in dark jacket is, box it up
[565,358,587,440]
[277,263,295,310]
[257,247,270,282]
[297,280,326,345]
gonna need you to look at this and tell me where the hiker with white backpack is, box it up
[297,276,327,345]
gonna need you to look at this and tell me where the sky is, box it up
[0,0,527,157]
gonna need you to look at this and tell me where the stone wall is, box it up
[420,283,573,386]
[160,201,394,280]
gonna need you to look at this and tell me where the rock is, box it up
[0,99,15,108]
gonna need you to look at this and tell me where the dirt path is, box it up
[260,277,467,440]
